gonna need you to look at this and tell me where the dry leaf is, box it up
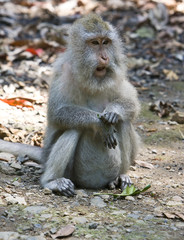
[163,69,179,81]
[163,212,176,219]
[0,98,34,109]
[175,212,184,221]
[135,160,155,169]
[171,112,184,124]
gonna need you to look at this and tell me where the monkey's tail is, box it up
[0,139,42,163]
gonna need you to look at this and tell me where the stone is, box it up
[72,216,88,224]
[125,196,135,201]
[90,196,107,208]
[24,206,47,214]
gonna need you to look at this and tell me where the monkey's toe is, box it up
[44,178,75,197]
[119,174,132,191]
[108,174,132,191]
[56,178,75,197]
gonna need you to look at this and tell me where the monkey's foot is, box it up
[108,174,132,191]
[44,178,75,197]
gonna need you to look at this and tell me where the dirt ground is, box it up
[0,1,184,239]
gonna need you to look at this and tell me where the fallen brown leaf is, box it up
[135,160,155,169]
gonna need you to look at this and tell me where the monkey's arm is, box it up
[102,98,140,124]
[0,139,42,163]
[48,104,102,130]
[48,104,117,149]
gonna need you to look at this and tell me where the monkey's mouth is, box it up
[95,66,107,77]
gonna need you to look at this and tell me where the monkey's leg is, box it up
[108,121,139,191]
[41,130,80,197]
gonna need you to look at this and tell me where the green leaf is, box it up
[94,184,151,198]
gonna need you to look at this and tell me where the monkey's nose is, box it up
[100,55,109,65]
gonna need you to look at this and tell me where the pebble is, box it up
[0,152,15,162]
[125,196,135,201]
[111,210,127,215]
[0,232,46,240]
[175,222,184,228]
[10,162,22,170]
[5,194,27,205]
[171,196,183,202]
[72,216,88,224]
[43,188,52,195]
[152,149,157,154]
[12,181,21,187]
[90,196,107,208]
[24,206,47,214]
[166,201,183,206]
[0,162,15,175]
[88,222,98,229]
[75,189,88,198]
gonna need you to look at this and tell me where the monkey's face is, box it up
[87,37,111,78]
[85,37,116,80]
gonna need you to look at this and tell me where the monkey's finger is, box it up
[65,188,76,197]
[112,113,119,124]
[109,134,117,149]
[107,135,112,149]
[107,112,115,123]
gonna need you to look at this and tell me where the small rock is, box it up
[0,152,15,162]
[125,196,135,201]
[0,162,15,175]
[166,201,183,206]
[137,195,143,199]
[50,228,57,234]
[72,216,88,224]
[43,188,52,195]
[126,228,133,233]
[88,222,98,229]
[111,210,126,215]
[168,121,178,125]
[127,213,140,219]
[100,194,110,200]
[175,222,184,228]
[5,194,27,205]
[144,214,154,220]
[90,196,107,208]
[171,196,183,202]
[152,149,157,154]
[10,162,22,170]
[166,166,171,170]
[129,166,136,171]
[12,181,20,187]
[75,189,88,197]
[24,206,47,214]
[0,232,20,240]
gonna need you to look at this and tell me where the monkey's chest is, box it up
[73,135,121,189]
[86,97,109,112]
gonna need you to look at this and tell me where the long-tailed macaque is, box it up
[0,14,140,197]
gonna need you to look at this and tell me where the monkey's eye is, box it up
[103,39,109,45]
[91,40,99,45]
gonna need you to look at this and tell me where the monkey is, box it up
[0,14,140,197]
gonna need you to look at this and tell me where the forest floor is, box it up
[0,1,184,239]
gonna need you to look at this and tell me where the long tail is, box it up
[0,139,42,163]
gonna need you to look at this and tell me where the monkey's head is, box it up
[68,14,126,93]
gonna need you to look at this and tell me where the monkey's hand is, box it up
[100,112,120,125]
[44,178,75,197]
[108,174,132,191]
[100,123,117,149]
